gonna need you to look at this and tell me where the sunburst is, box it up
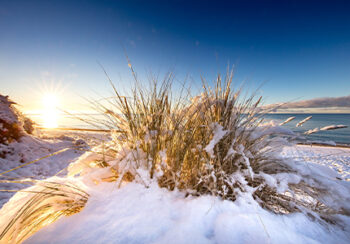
[33,77,68,129]
[42,93,60,128]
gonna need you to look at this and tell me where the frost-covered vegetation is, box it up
[304,124,348,135]
[1,73,350,243]
[0,94,34,144]
[0,178,88,243]
[71,72,349,218]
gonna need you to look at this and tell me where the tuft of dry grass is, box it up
[2,67,348,244]
[84,68,349,222]
[0,94,35,145]
[0,179,88,243]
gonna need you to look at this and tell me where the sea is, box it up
[28,113,350,145]
[263,114,350,145]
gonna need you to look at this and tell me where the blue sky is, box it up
[1,0,350,112]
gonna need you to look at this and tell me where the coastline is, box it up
[37,127,350,149]
[297,142,350,149]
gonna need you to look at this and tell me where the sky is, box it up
[1,0,350,113]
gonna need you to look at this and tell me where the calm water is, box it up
[29,113,350,145]
[263,114,350,145]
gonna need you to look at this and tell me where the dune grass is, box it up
[0,179,88,243]
[85,69,348,221]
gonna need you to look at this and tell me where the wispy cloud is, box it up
[265,95,350,110]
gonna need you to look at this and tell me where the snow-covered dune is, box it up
[27,177,350,244]
[22,144,350,244]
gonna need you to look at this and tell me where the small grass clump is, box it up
[0,178,88,243]
[0,94,34,145]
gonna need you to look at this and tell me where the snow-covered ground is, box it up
[282,145,350,181]
[25,180,350,244]
[0,130,108,207]
[1,130,350,243]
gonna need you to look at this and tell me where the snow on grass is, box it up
[320,125,348,131]
[279,116,296,126]
[0,95,18,124]
[0,176,89,242]
[204,123,227,158]
[296,116,312,127]
[25,180,350,244]
[304,125,348,135]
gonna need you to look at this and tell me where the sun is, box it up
[42,93,59,109]
[42,93,60,128]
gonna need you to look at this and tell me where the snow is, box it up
[204,123,227,157]
[253,120,296,138]
[25,181,350,244]
[282,145,350,181]
[1,130,350,243]
[0,130,107,207]
[0,95,17,124]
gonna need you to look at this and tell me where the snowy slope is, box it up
[22,145,350,244]
[0,132,91,207]
[26,181,350,244]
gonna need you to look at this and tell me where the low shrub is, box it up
[0,94,35,144]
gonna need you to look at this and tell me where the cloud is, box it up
[265,95,350,109]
